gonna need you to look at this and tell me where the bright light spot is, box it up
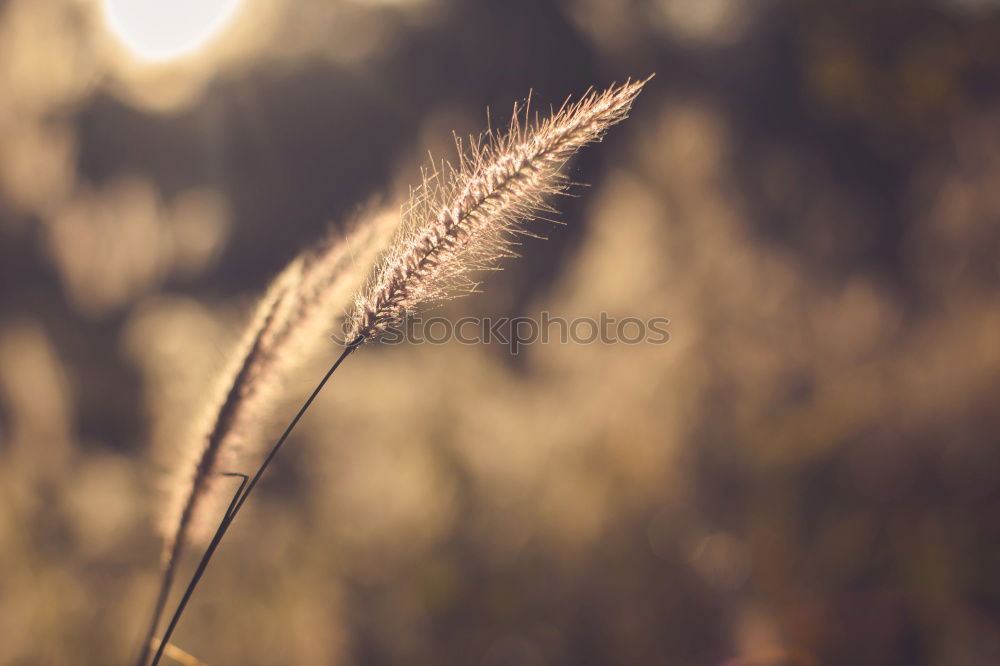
[102,0,243,62]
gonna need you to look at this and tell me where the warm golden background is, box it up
[2,0,999,664]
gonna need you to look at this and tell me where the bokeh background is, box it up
[2,0,1000,664]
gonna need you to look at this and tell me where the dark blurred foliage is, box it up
[1,1,999,664]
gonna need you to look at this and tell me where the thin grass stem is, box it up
[146,339,361,666]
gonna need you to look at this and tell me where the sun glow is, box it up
[102,0,244,62]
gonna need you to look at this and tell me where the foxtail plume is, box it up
[162,211,395,555]
[139,212,395,666]
[347,77,650,343]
